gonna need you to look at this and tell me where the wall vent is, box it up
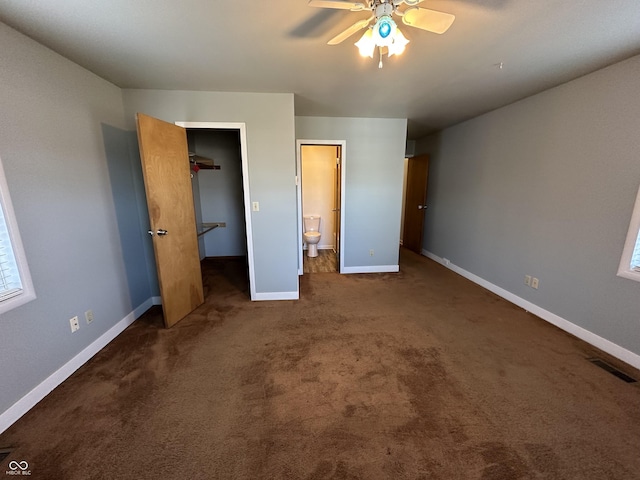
[588,358,637,383]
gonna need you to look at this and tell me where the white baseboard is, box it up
[342,265,400,274]
[152,296,162,305]
[254,291,299,301]
[0,297,154,435]
[422,250,640,371]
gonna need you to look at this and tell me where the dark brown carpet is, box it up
[2,249,640,479]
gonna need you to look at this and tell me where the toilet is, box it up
[303,215,321,258]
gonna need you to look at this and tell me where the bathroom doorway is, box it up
[296,140,345,275]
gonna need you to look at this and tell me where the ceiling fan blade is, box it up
[308,0,367,11]
[402,7,455,34]
[328,18,372,45]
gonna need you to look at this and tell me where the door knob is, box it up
[417,204,428,210]
[147,230,154,236]
[156,229,168,236]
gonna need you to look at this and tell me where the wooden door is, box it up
[136,113,204,328]
[403,155,430,254]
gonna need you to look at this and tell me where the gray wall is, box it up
[0,23,153,414]
[191,130,246,257]
[416,54,640,358]
[122,89,298,295]
[295,117,408,269]
[127,134,160,297]
[103,127,156,304]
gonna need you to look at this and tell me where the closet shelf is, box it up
[189,152,221,170]
[197,222,224,237]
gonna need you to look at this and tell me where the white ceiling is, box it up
[2,0,640,139]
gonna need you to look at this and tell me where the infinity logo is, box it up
[8,461,28,471]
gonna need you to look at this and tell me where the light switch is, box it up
[252,201,260,212]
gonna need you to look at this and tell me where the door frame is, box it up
[296,139,346,275]
[176,121,256,300]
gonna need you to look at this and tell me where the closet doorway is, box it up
[401,154,430,254]
[296,140,346,275]
[176,122,256,300]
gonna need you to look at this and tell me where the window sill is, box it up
[0,290,36,315]
[616,268,640,283]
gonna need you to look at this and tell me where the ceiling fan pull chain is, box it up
[379,47,383,68]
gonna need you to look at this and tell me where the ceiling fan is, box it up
[308,0,455,65]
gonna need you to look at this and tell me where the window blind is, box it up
[0,204,23,301]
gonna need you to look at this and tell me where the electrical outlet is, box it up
[252,201,260,212]
[531,277,539,289]
[369,249,374,256]
[69,316,79,333]
[525,275,532,286]
[85,309,94,324]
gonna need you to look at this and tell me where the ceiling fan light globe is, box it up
[388,43,406,57]
[355,29,375,58]
[395,27,409,43]
[388,27,409,56]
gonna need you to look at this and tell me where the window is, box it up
[618,185,640,282]
[0,155,35,314]
[632,233,640,272]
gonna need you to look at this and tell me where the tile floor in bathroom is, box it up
[303,249,337,273]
